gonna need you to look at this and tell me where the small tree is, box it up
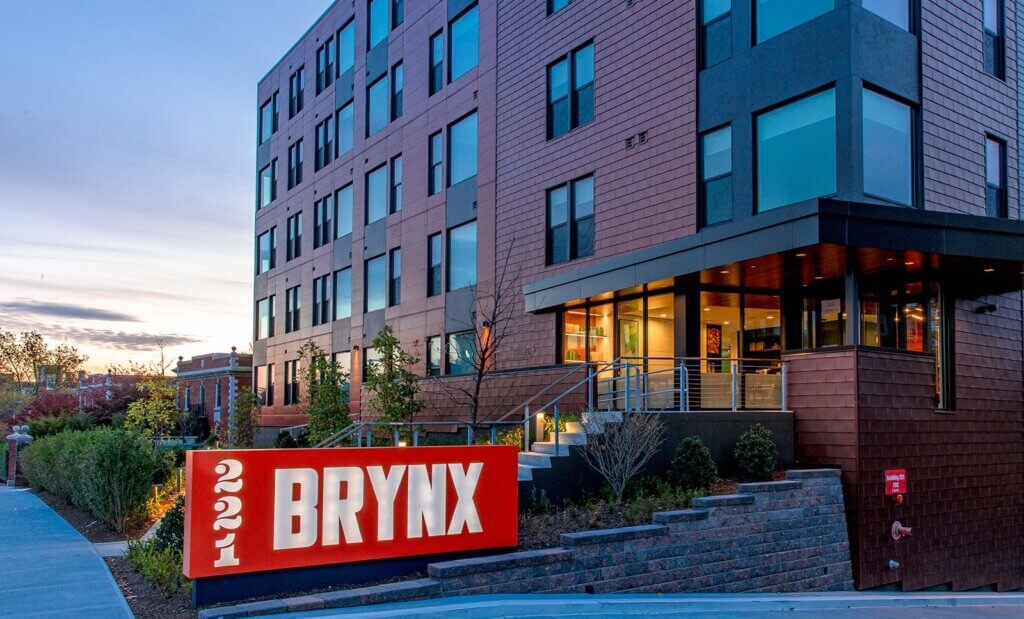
[364,326,423,424]
[227,387,261,448]
[298,341,352,445]
[668,435,719,491]
[579,413,666,505]
[124,377,180,436]
[734,423,777,482]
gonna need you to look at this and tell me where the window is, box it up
[702,1,731,68]
[547,175,594,264]
[863,89,912,206]
[448,112,478,186]
[332,352,352,383]
[284,360,300,406]
[365,254,387,312]
[257,296,275,340]
[393,0,404,27]
[316,36,336,94]
[986,136,1006,217]
[289,67,305,117]
[288,139,304,189]
[429,32,444,95]
[366,165,388,224]
[388,248,401,306]
[701,126,732,225]
[862,0,909,30]
[447,221,477,290]
[391,62,404,120]
[315,114,335,171]
[756,0,832,43]
[447,331,475,375]
[548,43,594,138]
[390,156,403,213]
[313,274,331,326]
[369,0,388,49]
[314,195,333,248]
[338,20,355,74]
[364,347,381,379]
[258,364,275,406]
[984,0,1004,78]
[285,286,301,333]
[428,233,442,296]
[549,0,570,14]
[256,228,276,274]
[215,381,222,410]
[337,101,354,156]
[258,160,277,209]
[259,92,278,144]
[334,268,352,319]
[756,88,836,212]
[367,75,389,136]
[286,213,303,260]
[427,336,442,376]
[449,5,479,82]
[429,131,443,195]
[334,184,353,238]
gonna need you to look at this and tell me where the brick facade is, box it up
[175,351,253,429]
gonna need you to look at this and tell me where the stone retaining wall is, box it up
[201,469,852,618]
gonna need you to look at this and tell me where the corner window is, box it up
[312,274,331,326]
[285,286,301,333]
[427,336,442,376]
[862,0,909,30]
[334,184,353,238]
[701,126,732,225]
[391,63,404,120]
[257,296,275,340]
[429,32,444,96]
[289,68,305,117]
[449,5,479,83]
[986,136,1006,217]
[549,0,570,14]
[429,131,443,195]
[258,160,277,209]
[366,165,388,224]
[548,43,594,138]
[389,247,401,306]
[314,196,333,248]
[367,75,389,136]
[365,254,387,312]
[984,0,1004,78]
[701,1,731,68]
[259,92,278,144]
[286,213,302,261]
[756,88,836,212]
[755,0,833,43]
[334,268,352,320]
[287,140,304,189]
[547,175,594,265]
[369,0,388,49]
[338,20,355,74]
[863,89,912,206]
[447,221,477,291]
[448,112,478,187]
[337,101,354,155]
[447,331,475,375]
[428,233,442,296]
[390,156,402,213]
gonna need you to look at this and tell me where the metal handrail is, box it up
[491,360,607,425]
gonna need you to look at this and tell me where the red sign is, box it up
[183,446,519,579]
[884,469,907,495]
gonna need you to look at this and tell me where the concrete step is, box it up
[583,410,623,425]
[518,464,534,481]
[531,442,572,456]
[548,431,587,445]
[518,451,553,467]
[565,421,584,433]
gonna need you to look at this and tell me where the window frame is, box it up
[256,295,276,340]
[337,20,356,75]
[547,42,595,139]
[364,254,387,313]
[334,267,352,320]
[334,184,354,238]
[367,74,390,137]
[446,331,476,375]
[700,0,732,69]
[365,164,388,224]
[390,155,403,213]
[985,134,1007,218]
[427,232,443,297]
[388,247,402,307]
[446,220,477,292]
[258,92,278,145]
[391,62,404,121]
[699,124,733,227]
[314,194,333,249]
[546,174,596,265]
[258,159,278,209]
[312,274,331,326]
[368,0,389,50]
[286,212,303,261]
[447,111,478,187]
[861,86,917,208]
[983,0,1005,79]
[337,100,355,156]
[285,285,301,333]
[548,0,571,15]
[287,139,304,189]
[755,0,835,45]
[429,31,444,96]
[289,67,305,118]
[428,131,443,195]
[448,4,479,84]
[426,336,442,376]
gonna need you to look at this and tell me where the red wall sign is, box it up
[183,446,519,579]
[884,469,907,495]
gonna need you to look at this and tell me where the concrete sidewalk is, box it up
[0,486,133,618]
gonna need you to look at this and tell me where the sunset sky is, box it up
[0,1,331,372]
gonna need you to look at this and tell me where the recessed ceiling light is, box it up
[723,321,731,325]
[984,267,995,273]
[886,257,894,262]
[814,276,824,280]
[904,261,915,266]
[796,253,806,257]
[720,270,729,274]
[750,265,757,269]
[766,315,774,320]
[704,307,711,312]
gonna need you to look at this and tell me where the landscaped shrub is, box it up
[126,540,188,597]
[734,423,778,482]
[273,429,310,448]
[28,412,96,439]
[22,392,79,420]
[153,495,185,553]
[668,435,719,491]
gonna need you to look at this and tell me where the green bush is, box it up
[22,428,167,533]
[153,495,185,553]
[126,539,188,597]
[29,412,97,439]
[273,429,309,448]
[734,423,778,482]
[668,435,719,491]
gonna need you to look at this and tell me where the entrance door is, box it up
[699,291,740,408]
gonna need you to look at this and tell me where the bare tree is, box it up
[579,413,666,505]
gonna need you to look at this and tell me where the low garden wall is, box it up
[201,469,852,618]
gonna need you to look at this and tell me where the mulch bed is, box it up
[30,489,151,543]
[107,556,195,619]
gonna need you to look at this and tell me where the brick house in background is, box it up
[174,349,252,429]
[77,372,144,412]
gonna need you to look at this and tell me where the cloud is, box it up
[0,300,139,322]
[0,314,200,352]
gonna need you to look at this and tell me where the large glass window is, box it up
[449,5,479,82]
[984,0,1004,78]
[757,88,836,212]
[369,0,388,49]
[701,126,732,225]
[365,254,387,312]
[257,296,275,340]
[447,331,475,375]
[548,43,594,138]
[427,336,442,376]
[337,101,354,155]
[986,136,1006,217]
[429,32,444,95]
[428,233,442,296]
[256,229,275,274]
[447,221,477,291]
[863,89,912,206]
[702,0,731,68]
[366,165,388,225]
[334,184,353,238]
[334,268,352,319]
[259,92,278,144]
[258,160,277,209]
[429,131,443,195]
[862,0,909,30]
[547,175,594,264]
[367,76,389,136]
[449,112,478,186]
[338,20,355,74]
[860,282,942,359]
[756,0,833,43]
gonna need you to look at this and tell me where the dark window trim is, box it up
[445,220,477,292]
[698,122,733,228]
[445,109,478,188]
[698,1,731,70]
[365,163,389,224]
[861,83,922,209]
[427,232,443,297]
[446,3,479,84]
[546,173,595,265]
[985,133,1008,218]
[429,30,445,96]
[546,40,595,139]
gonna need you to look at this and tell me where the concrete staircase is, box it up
[517,412,623,481]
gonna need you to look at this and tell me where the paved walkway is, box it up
[0,486,133,618]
